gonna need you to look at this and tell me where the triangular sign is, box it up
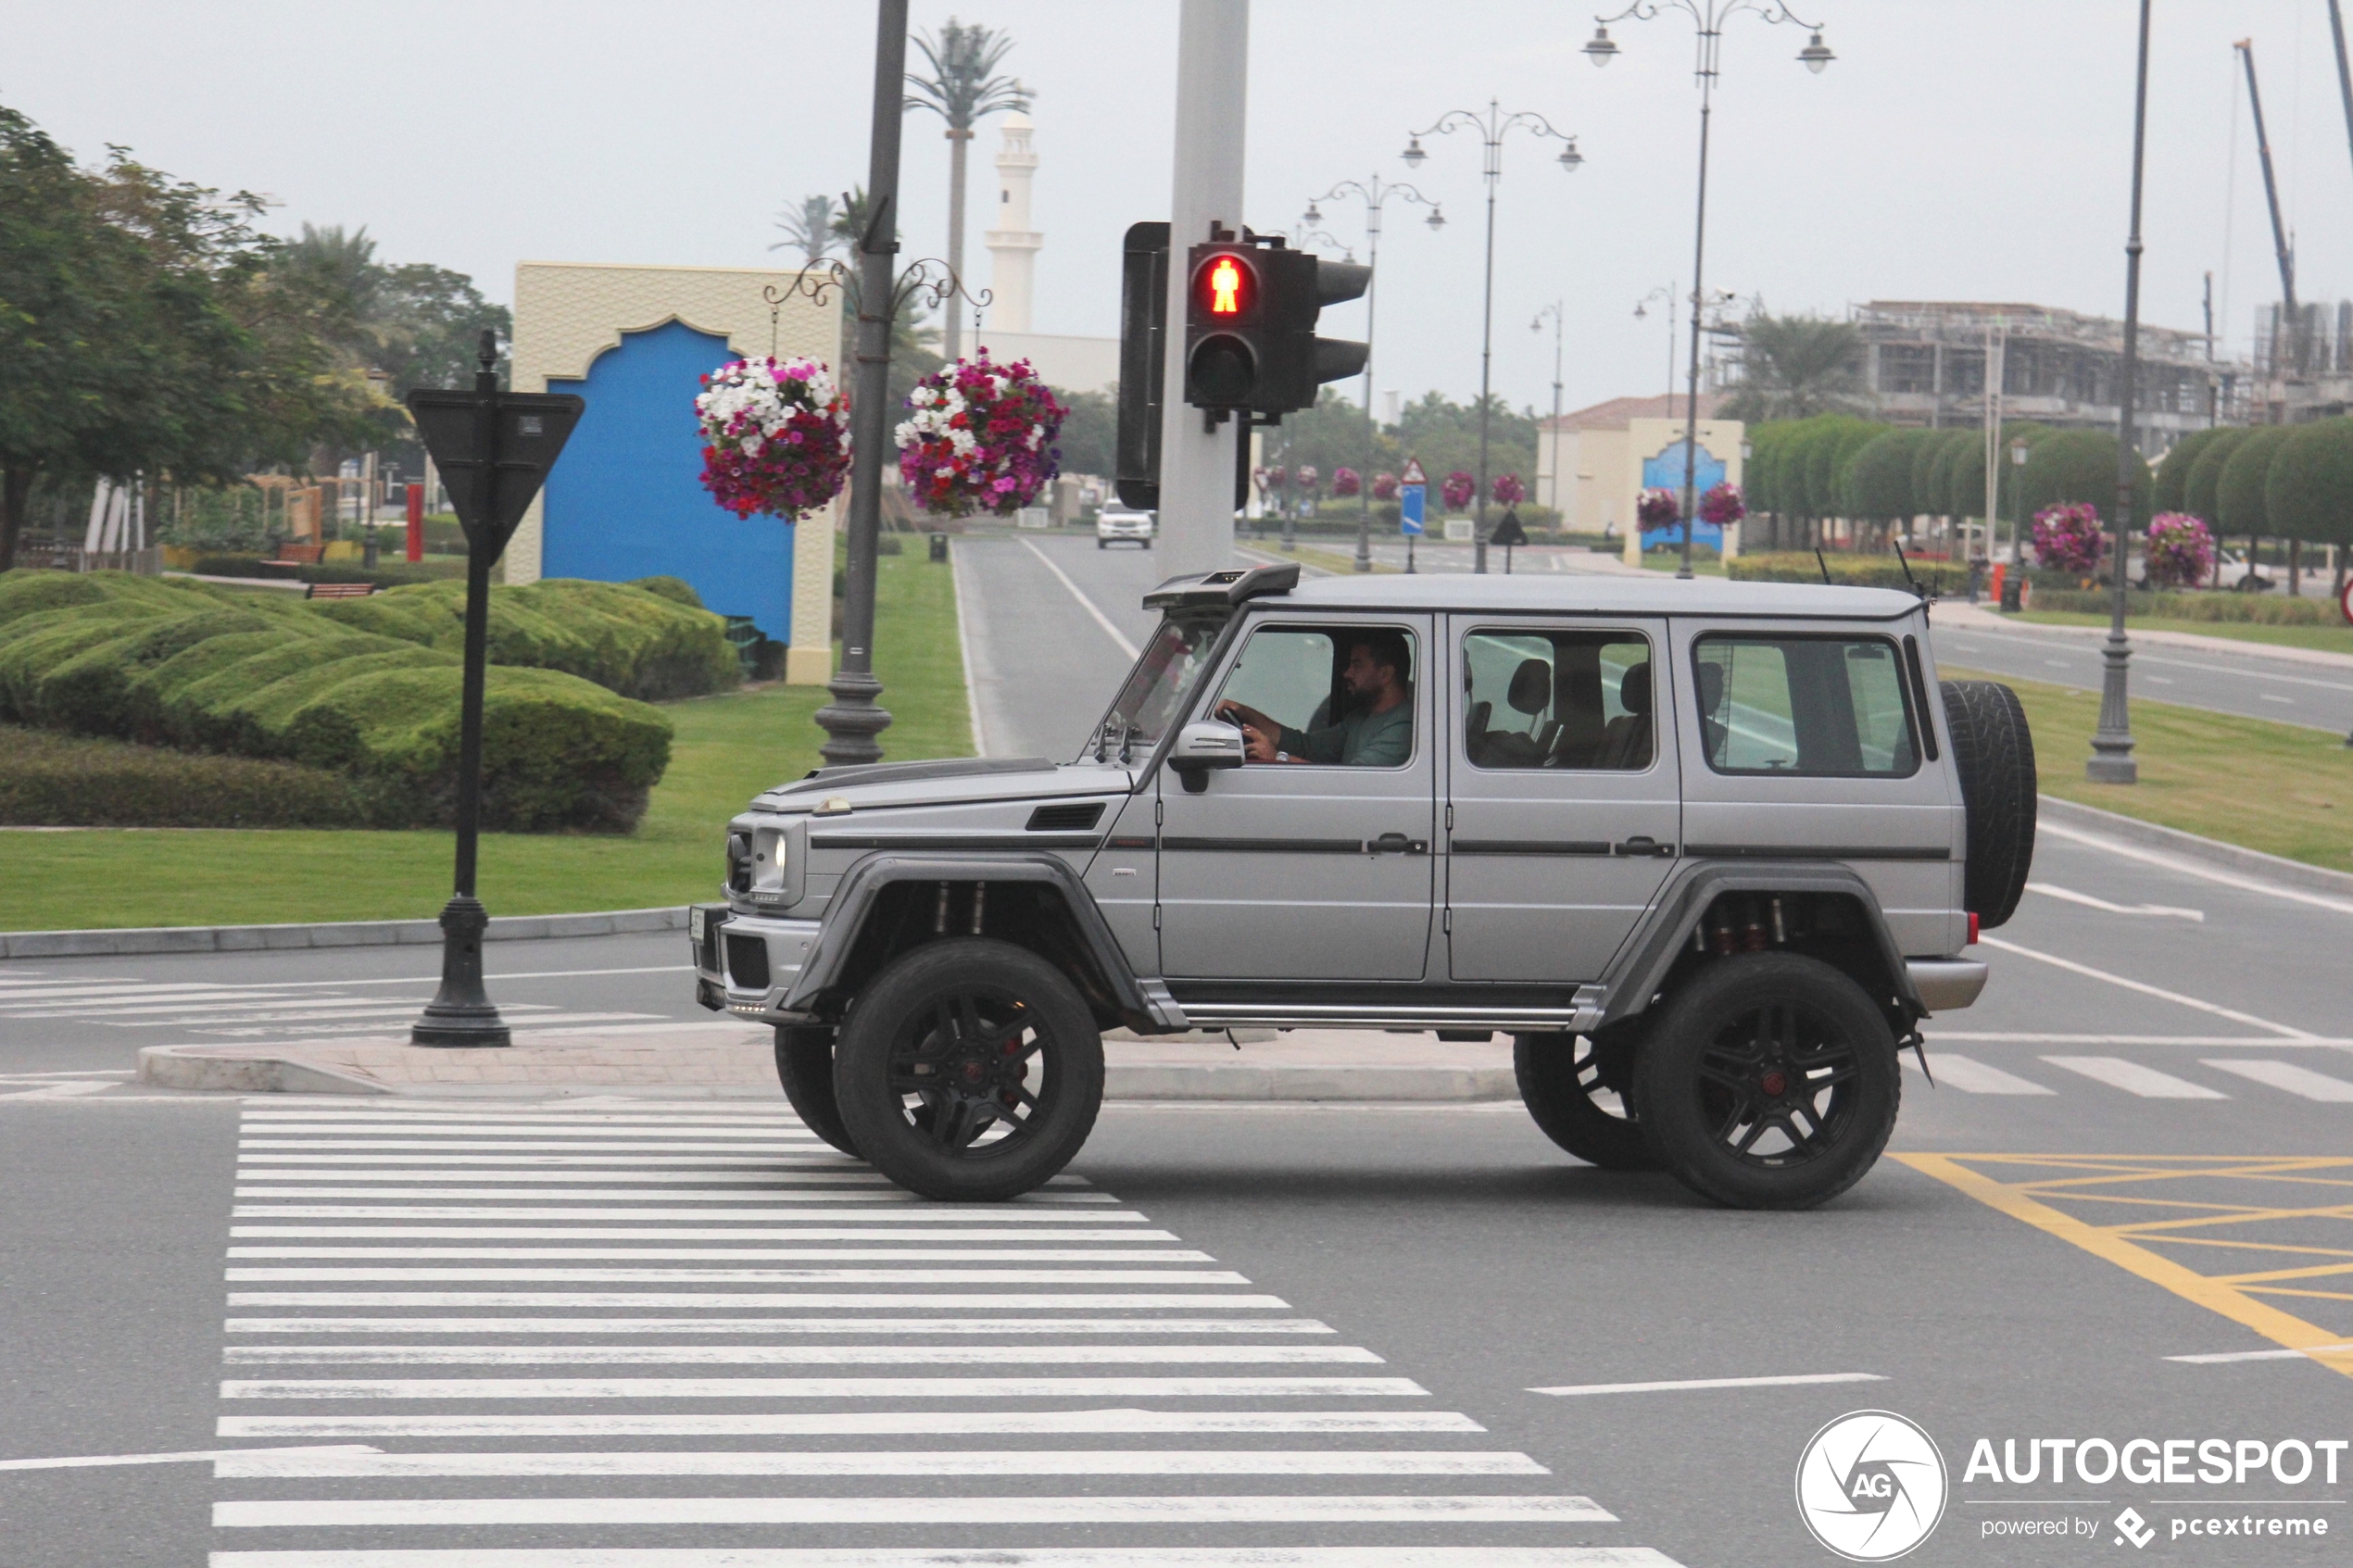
[1490,508,1529,547]
[1400,458,1427,486]
[409,388,587,564]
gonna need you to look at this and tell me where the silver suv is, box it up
[1096,508,1155,549]
[693,562,2035,1210]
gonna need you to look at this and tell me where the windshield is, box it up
[1088,612,1227,758]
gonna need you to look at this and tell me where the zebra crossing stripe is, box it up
[215,1411,1491,1437]
[226,1248,1210,1263]
[228,1203,1147,1217]
[225,1293,1295,1309]
[211,1495,1616,1526]
[228,1226,1176,1239]
[213,1449,1547,1477]
[220,1376,1431,1400]
[221,1345,1386,1367]
[208,1549,1682,1566]
[222,1317,1335,1335]
[223,1269,1254,1284]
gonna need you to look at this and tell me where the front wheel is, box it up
[833,938,1105,1200]
[774,1026,858,1156]
[1632,953,1900,1210]
[1514,1030,1655,1171]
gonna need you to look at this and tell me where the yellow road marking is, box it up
[1895,1152,2353,1383]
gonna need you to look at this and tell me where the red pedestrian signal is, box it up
[1193,250,1255,320]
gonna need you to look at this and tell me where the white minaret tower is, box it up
[984,111,1042,333]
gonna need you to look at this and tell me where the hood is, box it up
[752,758,1137,815]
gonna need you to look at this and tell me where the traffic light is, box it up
[1114,222,1170,509]
[1182,235,1369,419]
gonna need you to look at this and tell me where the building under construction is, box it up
[1849,301,2240,451]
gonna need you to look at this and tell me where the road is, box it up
[3,530,2349,1564]
[1931,615,2353,734]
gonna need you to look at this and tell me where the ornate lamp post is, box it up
[1402,101,1582,574]
[1531,302,1566,521]
[1305,178,1442,572]
[1586,4,1833,579]
[1634,282,1679,405]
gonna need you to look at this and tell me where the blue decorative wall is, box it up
[543,320,795,641]
[1639,441,1728,549]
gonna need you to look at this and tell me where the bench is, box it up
[271,543,326,566]
[303,582,376,599]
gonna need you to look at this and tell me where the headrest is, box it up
[1618,661,1652,717]
[1695,661,1726,711]
[1506,658,1552,717]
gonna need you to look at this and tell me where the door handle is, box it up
[1616,836,1676,858]
[1367,833,1428,856]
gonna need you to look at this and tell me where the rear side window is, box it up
[1692,635,1918,777]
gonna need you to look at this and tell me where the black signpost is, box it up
[406,331,585,1047]
[1490,506,1527,574]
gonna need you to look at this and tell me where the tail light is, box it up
[1967,910,1981,946]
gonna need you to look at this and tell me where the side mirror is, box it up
[1168,719,1245,793]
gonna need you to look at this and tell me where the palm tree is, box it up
[904,17,1030,362]
[1721,311,1869,422]
[770,194,838,269]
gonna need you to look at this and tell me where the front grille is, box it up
[1026,801,1107,832]
[724,933,772,990]
[698,922,722,977]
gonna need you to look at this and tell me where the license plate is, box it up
[688,906,708,941]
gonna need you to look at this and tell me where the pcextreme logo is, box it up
[1796,1410,1950,1562]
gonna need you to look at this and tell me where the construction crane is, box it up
[2235,38,2296,314]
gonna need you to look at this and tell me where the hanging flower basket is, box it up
[1332,466,1361,499]
[2032,502,2104,574]
[1491,473,1527,507]
[1637,488,1681,530]
[894,351,1068,518]
[2144,511,2214,588]
[1442,471,1476,510]
[1371,471,1400,502]
[1700,482,1746,528]
[695,357,851,520]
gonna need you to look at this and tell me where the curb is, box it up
[2036,794,2353,898]
[137,1045,395,1096]
[1940,602,2353,671]
[2,906,686,960]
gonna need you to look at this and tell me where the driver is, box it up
[1215,630,1412,766]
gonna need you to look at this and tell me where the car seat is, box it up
[1595,661,1654,770]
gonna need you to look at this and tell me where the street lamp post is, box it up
[1586,4,1833,580]
[1307,180,1441,572]
[1531,302,1566,521]
[1402,101,1582,574]
[1634,282,1678,404]
[2089,0,2155,786]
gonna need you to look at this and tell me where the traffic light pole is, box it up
[1156,0,1250,579]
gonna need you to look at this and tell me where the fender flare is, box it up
[1599,859,1925,1029]
[782,851,1175,1030]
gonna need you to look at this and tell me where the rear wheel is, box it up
[833,938,1105,1201]
[1514,1029,1655,1171]
[774,1026,858,1156]
[1633,954,1900,1210]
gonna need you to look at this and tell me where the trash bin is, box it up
[928,533,949,563]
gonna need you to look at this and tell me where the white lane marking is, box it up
[160,1010,661,1033]
[227,1293,1294,1310]
[2041,1056,2230,1098]
[1950,627,2353,694]
[2045,659,2070,668]
[1020,537,1141,659]
[2035,817,2353,918]
[5,996,429,1020]
[229,1205,1149,1221]
[218,1375,1431,1400]
[229,1227,1175,1241]
[243,1125,831,1139]
[223,1345,1383,1367]
[1979,935,2320,1038]
[1907,1053,2054,1095]
[215,1448,1547,1478]
[950,536,990,757]
[231,1185,1114,1200]
[2166,1342,2353,1364]
[216,1410,1487,1438]
[223,1268,1256,1284]
[2199,1058,2353,1101]
[223,1317,1335,1336]
[2149,676,2175,684]
[0,1081,117,1099]
[0,1444,375,1472]
[227,1248,1215,1263]
[1926,1033,2353,1047]
[211,1494,1613,1527]
[235,1159,884,1171]
[2024,882,2204,921]
[206,1550,1680,1568]
[1528,1372,1883,1398]
[2261,694,2294,704]
[239,1141,829,1154]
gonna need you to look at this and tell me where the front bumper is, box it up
[690,904,822,1022]
[1906,957,1990,1012]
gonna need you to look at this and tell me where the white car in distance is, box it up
[1096,508,1154,550]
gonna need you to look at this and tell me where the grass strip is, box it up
[2007,609,2353,658]
[0,552,972,932]
[1944,666,2353,874]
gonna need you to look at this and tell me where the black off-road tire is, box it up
[1941,678,2037,929]
[1632,953,1901,1210]
[774,1026,858,1156]
[832,938,1104,1201]
[1514,1030,1656,1171]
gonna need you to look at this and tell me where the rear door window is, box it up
[1692,634,1918,776]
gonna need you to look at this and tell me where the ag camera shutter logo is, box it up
[1795,1410,1949,1561]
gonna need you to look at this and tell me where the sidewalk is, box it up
[1937,599,2353,671]
[136,1024,1520,1100]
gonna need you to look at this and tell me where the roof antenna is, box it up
[1893,542,1934,602]
[1813,546,1832,585]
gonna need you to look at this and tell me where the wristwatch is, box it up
[1276,750,1290,763]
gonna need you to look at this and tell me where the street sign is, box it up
[1401,458,1427,486]
[1400,482,1426,536]
[409,387,585,562]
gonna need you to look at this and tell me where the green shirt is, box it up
[1279,699,1413,767]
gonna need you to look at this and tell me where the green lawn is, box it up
[1944,667,2353,874]
[1,552,972,932]
[2008,608,2353,657]
[1641,552,1727,575]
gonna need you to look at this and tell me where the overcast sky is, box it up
[9,1,2352,416]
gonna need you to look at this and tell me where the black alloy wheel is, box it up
[832,938,1104,1201]
[774,1026,859,1156]
[1633,953,1900,1210]
[1513,1029,1655,1171]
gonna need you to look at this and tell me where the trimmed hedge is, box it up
[2027,587,2338,625]
[0,723,365,828]
[1729,552,1969,593]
